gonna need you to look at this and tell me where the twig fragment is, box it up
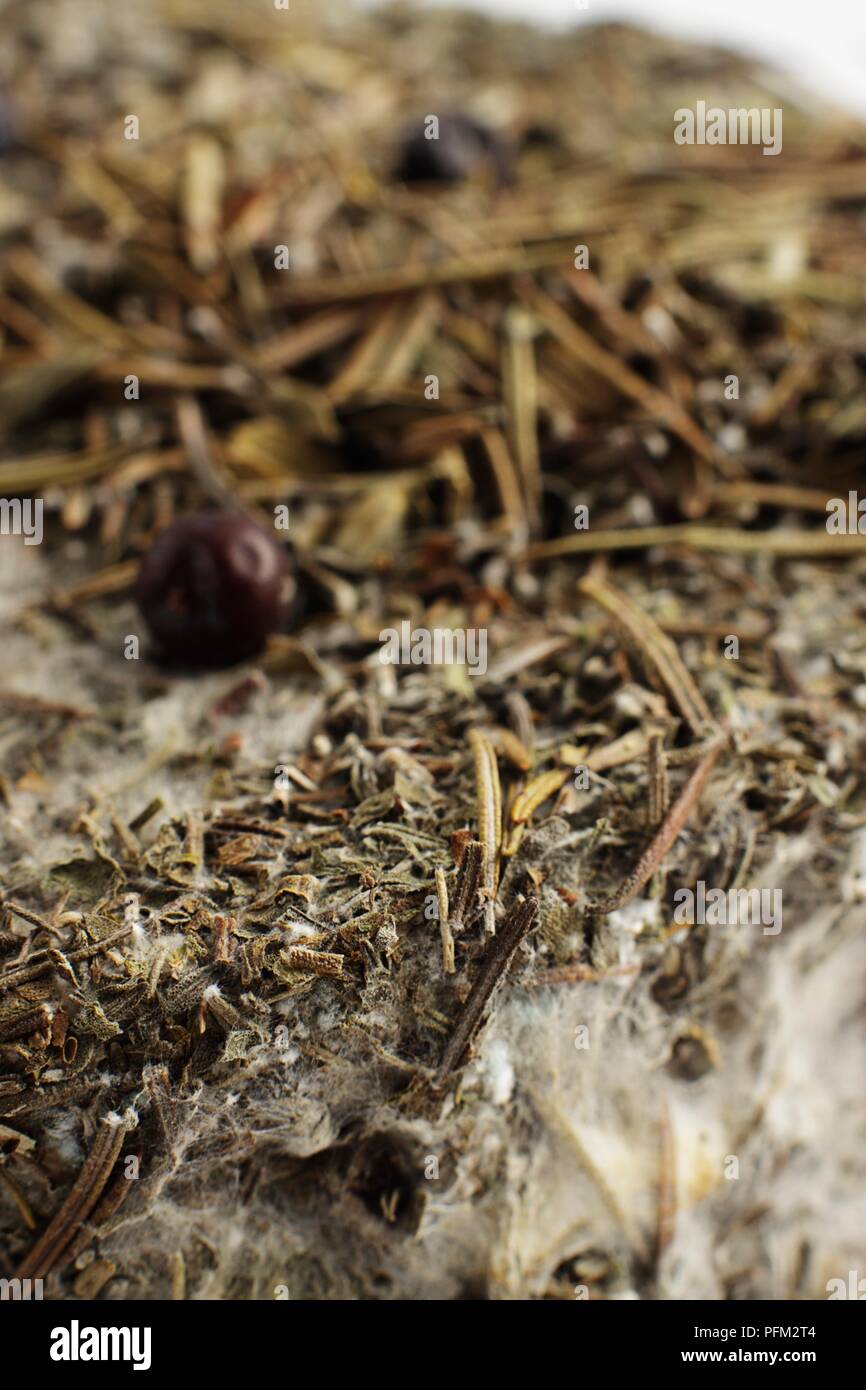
[527,525,866,560]
[592,741,724,914]
[14,1110,137,1281]
[0,927,132,995]
[433,896,538,1091]
[3,901,62,937]
[578,575,714,736]
[449,839,483,934]
[468,729,502,933]
[434,866,455,974]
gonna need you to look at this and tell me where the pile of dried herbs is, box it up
[0,0,864,1301]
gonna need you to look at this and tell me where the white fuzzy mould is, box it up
[483,1039,515,1106]
[283,922,320,940]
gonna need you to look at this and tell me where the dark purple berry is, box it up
[136,511,295,667]
[394,113,510,187]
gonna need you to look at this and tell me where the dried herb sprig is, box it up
[14,1109,137,1282]
[468,729,502,934]
[433,895,538,1092]
[578,575,715,736]
[528,526,866,560]
[592,741,724,914]
[0,927,132,996]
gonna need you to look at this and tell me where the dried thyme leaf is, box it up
[74,1000,122,1041]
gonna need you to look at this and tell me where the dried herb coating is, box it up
[136,511,295,666]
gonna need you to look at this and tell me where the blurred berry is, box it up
[394,113,510,186]
[136,511,295,667]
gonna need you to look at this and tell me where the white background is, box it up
[376,1,866,119]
